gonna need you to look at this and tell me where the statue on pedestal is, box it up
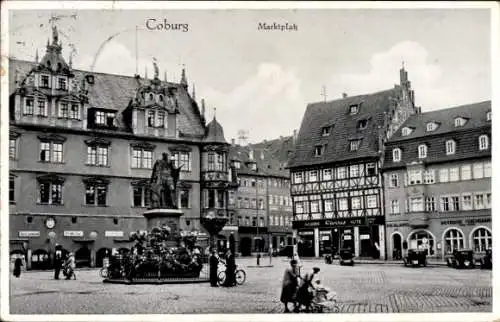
[149,152,182,209]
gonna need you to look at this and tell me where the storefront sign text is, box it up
[440,218,491,226]
[386,222,408,228]
[18,231,40,237]
[105,231,124,237]
[64,231,84,237]
[293,217,384,229]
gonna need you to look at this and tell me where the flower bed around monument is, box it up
[104,225,209,283]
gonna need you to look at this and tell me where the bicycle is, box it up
[217,264,246,286]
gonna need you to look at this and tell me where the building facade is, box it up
[288,67,418,258]
[9,28,231,269]
[382,101,492,260]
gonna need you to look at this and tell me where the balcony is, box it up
[408,212,429,228]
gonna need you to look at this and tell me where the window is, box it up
[389,174,399,187]
[439,168,449,183]
[390,200,399,214]
[9,138,17,159]
[24,98,34,115]
[39,182,63,205]
[217,190,225,208]
[425,196,436,212]
[472,228,492,252]
[323,169,332,181]
[366,195,377,208]
[423,170,435,184]
[173,152,192,172]
[157,111,165,127]
[295,202,304,214]
[69,104,80,119]
[87,146,109,166]
[366,163,376,176]
[461,165,471,180]
[409,197,423,212]
[418,145,427,159]
[105,112,115,127]
[449,167,459,182]
[487,111,491,121]
[445,140,456,155]
[351,197,361,210]
[484,162,491,177]
[308,171,318,182]
[37,100,47,117]
[133,186,148,207]
[392,148,401,162]
[357,119,368,130]
[349,165,360,178]
[452,196,460,211]
[349,139,361,151]
[474,193,486,209]
[441,196,459,212]
[85,184,107,206]
[71,216,77,224]
[324,200,334,212]
[58,77,67,90]
[41,75,50,88]
[95,111,106,125]
[349,104,359,115]
[259,217,265,227]
[444,229,464,254]
[473,163,484,179]
[462,194,472,210]
[293,172,303,184]
[338,198,348,211]
[408,169,422,185]
[131,148,153,169]
[454,117,466,127]
[179,190,190,208]
[147,111,155,127]
[40,142,51,161]
[336,167,346,179]
[479,135,489,151]
[39,141,63,163]
[59,102,68,118]
[426,122,438,132]
[321,126,331,136]
[402,127,412,136]
[310,201,319,213]
[314,145,325,157]
[9,176,15,203]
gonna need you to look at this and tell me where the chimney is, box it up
[342,93,348,98]
[231,138,235,145]
[293,129,298,143]
[249,149,254,160]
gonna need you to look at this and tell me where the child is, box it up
[64,252,76,280]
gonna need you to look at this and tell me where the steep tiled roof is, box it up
[289,89,398,168]
[388,100,491,142]
[204,117,227,144]
[9,59,205,137]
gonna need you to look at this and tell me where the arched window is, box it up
[471,228,492,252]
[478,135,489,151]
[392,148,401,162]
[408,230,435,255]
[443,228,464,254]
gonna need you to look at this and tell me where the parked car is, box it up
[403,249,427,267]
[339,248,354,266]
[480,249,492,269]
[272,245,294,258]
[449,249,475,269]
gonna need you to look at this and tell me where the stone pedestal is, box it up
[143,209,184,236]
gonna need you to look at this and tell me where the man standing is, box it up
[54,244,63,280]
[222,249,236,287]
[209,248,219,287]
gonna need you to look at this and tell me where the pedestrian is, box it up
[54,245,63,280]
[222,249,236,287]
[64,252,76,280]
[209,248,219,287]
[13,257,23,278]
[280,259,299,313]
[296,266,321,312]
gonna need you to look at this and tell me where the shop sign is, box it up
[64,231,83,237]
[299,231,314,236]
[386,222,408,228]
[343,235,352,240]
[320,231,331,235]
[321,236,330,241]
[105,231,124,237]
[360,234,370,240]
[293,217,384,229]
[440,218,491,226]
[19,231,40,238]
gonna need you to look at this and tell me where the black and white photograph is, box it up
[1,1,497,321]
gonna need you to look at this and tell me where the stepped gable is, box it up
[8,59,205,137]
[289,88,398,168]
[388,100,491,142]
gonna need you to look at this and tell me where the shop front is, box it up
[293,216,385,258]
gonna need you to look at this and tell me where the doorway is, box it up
[240,237,252,256]
[392,233,402,259]
[75,247,91,268]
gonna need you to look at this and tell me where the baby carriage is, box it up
[62,260,76,280]
[310,282,340,313]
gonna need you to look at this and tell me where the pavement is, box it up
[8,257,492,314]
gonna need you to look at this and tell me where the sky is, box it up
[7,8,491,143]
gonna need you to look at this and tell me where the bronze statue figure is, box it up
[149,152,182,209]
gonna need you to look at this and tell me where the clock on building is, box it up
[45,217,56,229]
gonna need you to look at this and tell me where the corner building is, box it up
[288,67,418,258]
[382,101,491,260]
[8,29,231,269]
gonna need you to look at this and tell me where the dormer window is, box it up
[95,111,116,127]
[158,94,164,102]
[392,148,402,162]
[418,144,427,159]
[426,122,438,132]
[454,117,467,127]
[40,75,50,88]
[149,93,154,101]
[57,77,67,90]
[321,126,331,136]
[357,119,368,130]
[445,140,456,155]
[349,139,362,151]
[487,111,491,121]
[233,161,241,169]
[314,144,326,156]
[349,104,359,115]
[250,163,257,171]
[106,112,116,127]
[401,127,413,136]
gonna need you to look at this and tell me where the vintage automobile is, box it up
[272,245,294,258]
[339,248,354,266]
[480,249,492,269]
[448,249,475,269]
[403,249,427,267]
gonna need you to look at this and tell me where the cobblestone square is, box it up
[9,258,492,314]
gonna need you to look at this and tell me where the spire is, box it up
[180,66,187,88]
[192,83,196,100]
[213,106,216,119]
[35,49,39,63]
[201,98,206,117]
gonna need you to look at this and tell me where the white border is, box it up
[1,1,499,322]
